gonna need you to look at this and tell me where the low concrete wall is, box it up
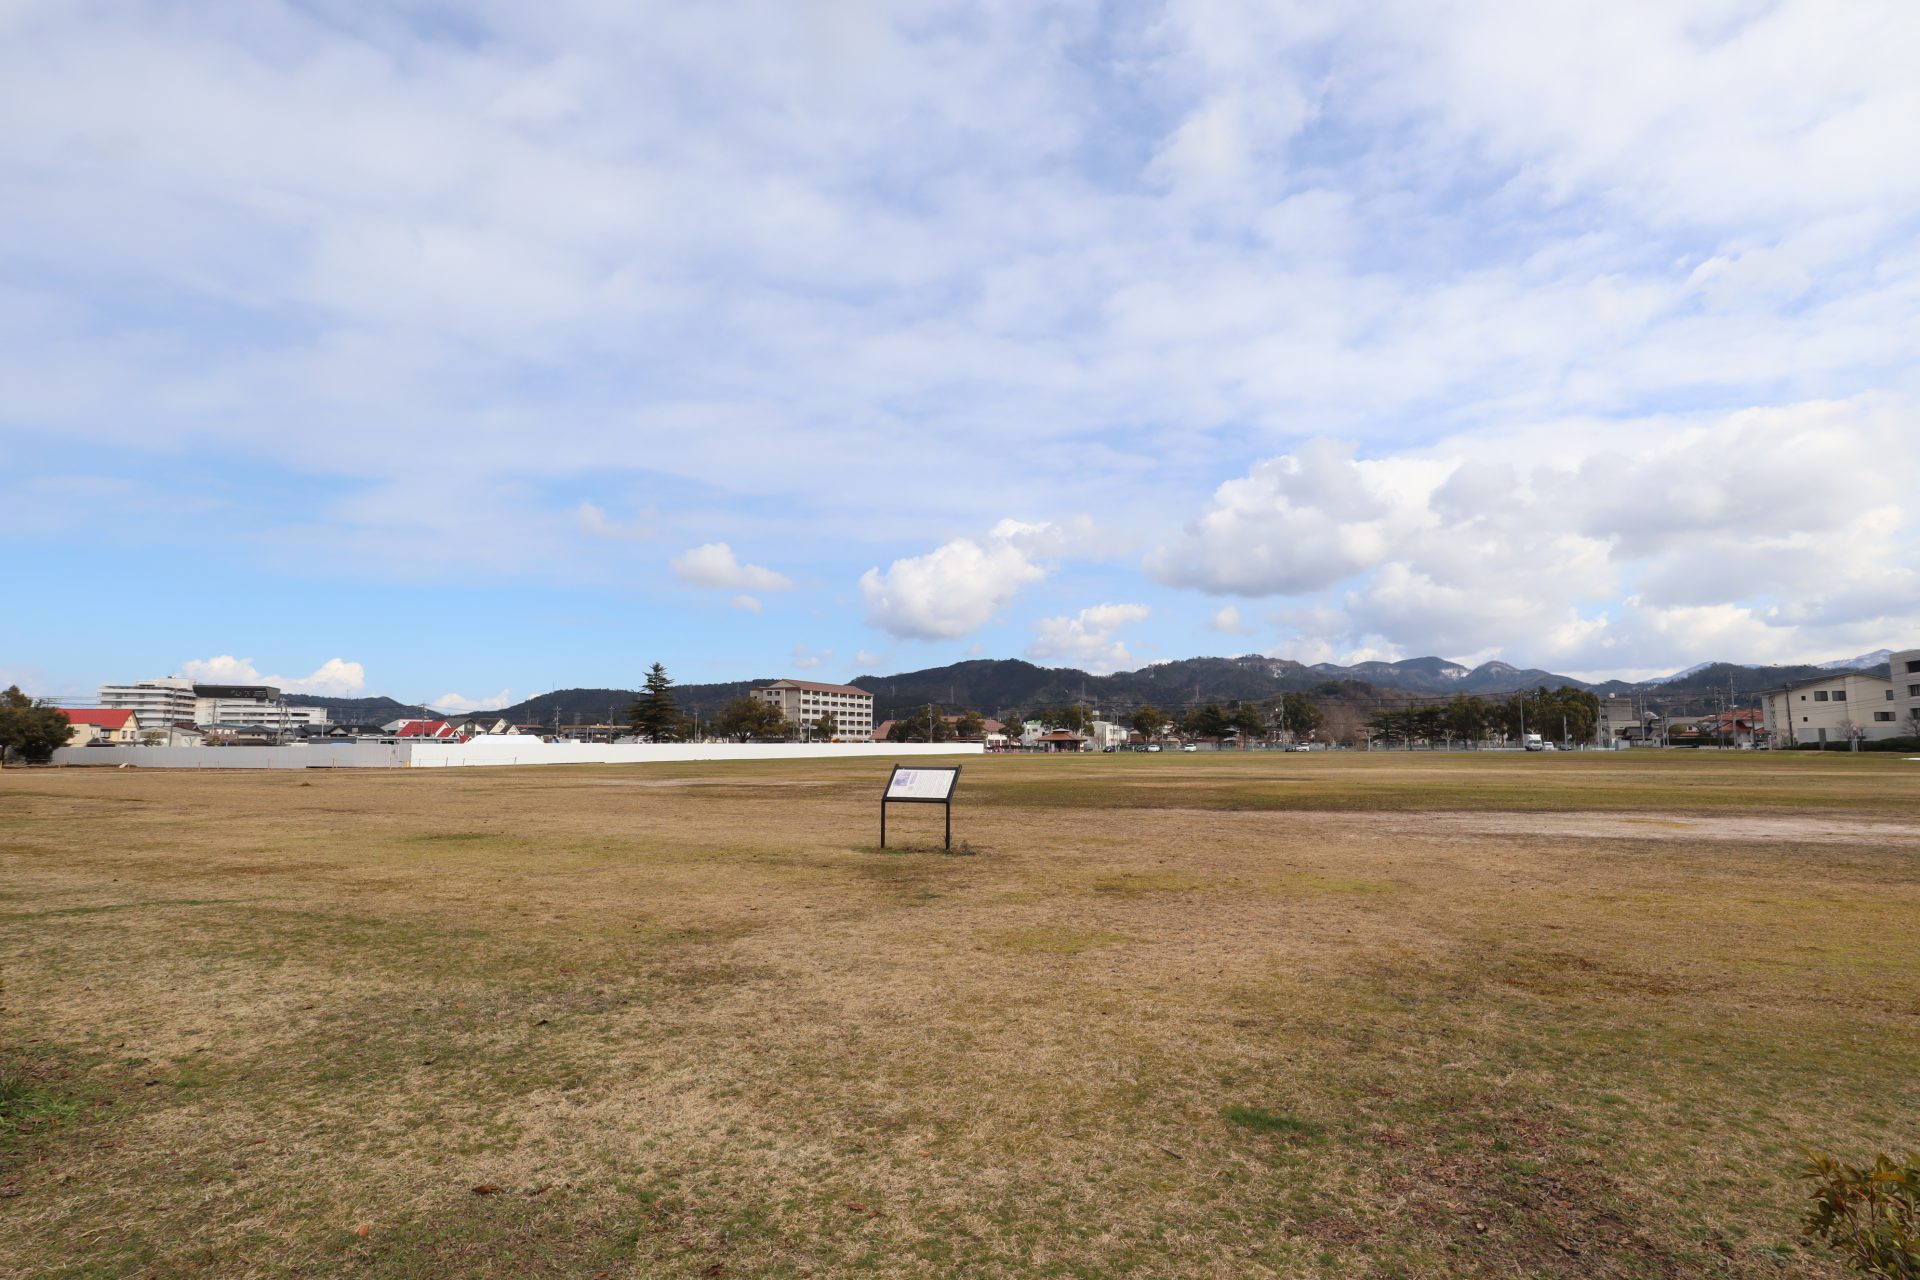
[405,740,982,768]
[50,741,983,771]
[52,743,412,769]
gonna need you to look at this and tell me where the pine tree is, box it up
[628,663,683,742]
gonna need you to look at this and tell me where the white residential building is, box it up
[750,680,875,740]
[98,676,329,730]
[1760,670,1899,747]
[1088,720,1129,750]
[97,677,197,725]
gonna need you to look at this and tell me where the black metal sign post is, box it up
[880,763,962,850]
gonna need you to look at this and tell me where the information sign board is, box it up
[879,763,962,849]
[885,767,960,803]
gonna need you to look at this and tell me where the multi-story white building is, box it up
[1760,670,1899,747]
[97,677,328,731]
[196,698,330,730]
[1890,649,1920,737]
[750,680,874,740]
[97,677,197,725]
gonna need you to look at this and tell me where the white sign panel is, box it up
[885,766,959,802]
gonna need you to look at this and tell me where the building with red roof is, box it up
[58,708,140,746]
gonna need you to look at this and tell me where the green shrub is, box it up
[1802,1150,1920,1278]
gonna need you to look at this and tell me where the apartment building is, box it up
[97,677,197,724]
[1759,670,1899,747]
[750,680,874,740]
[97,677,328,729]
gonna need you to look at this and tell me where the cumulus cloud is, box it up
[433,689,512,714]
[1146,440,1438,596]
[860,523,1053,640]
[790,643,832,670]
[180,656,367,696]
[1027,603,1152,674]
[731,594,763,614]
[1164,396,1920,675]
[671,543,792,592]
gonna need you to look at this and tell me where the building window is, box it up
[1833,690,1846,701]
[1908,660,1920,673]
[1875,712,1895,722]
[1813,691,1828,701]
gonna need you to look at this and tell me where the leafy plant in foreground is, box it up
[1802,1150,1920,1278]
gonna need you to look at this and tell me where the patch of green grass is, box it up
[1089,871,1212,895]
[1222,1105,1326,1139]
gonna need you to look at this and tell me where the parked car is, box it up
[1180,743,1199,752]
[1145,744,1162,752]
[1285,743,1311,752]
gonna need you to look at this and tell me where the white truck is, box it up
[1523,732,1546,752]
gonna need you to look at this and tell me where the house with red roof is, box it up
[59,708,141,746]
[392,719,460,740]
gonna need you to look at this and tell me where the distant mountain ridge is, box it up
[283,649,1902,727]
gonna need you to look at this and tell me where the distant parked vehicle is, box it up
[1145,744,1162,752]
[1285,743,1311,752]
[1180,744,1199,752]
[1523,733,1546,752]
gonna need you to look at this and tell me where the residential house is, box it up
[59,708,141,746]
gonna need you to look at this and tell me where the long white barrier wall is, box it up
[50,741,984,771]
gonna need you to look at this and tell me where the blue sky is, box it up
[5,0,1918,709]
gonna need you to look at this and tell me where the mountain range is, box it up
[284,649,1899,726]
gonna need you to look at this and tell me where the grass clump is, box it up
[1223,1105,1326,1140]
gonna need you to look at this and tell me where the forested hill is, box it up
[285,652,1893,727]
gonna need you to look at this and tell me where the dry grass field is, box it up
[2,750,1918,1278]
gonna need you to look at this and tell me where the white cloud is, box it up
[730,594,763,614]
[1027,603,1152,674]
[433,689,512,714]
[1207,604,1254,636]
[1168,396,1920,673]
[790,643,832,670]
[860,524,1052,640]
[180,655,367,696]
[575,501,653,540]
[5,1,1920,687]
[1146,440,1439,596]
[671,542,793,592]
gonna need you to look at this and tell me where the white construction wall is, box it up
[50,740,983,771]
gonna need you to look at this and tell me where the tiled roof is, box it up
[761,680,872,696]
[60,708,134,729]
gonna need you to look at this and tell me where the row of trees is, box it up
[0,686,70,765]
[1365,687,1600,747]
[881,706,988,743]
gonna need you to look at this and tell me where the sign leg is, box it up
[945,800,951,851]
[881,801,887,849]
